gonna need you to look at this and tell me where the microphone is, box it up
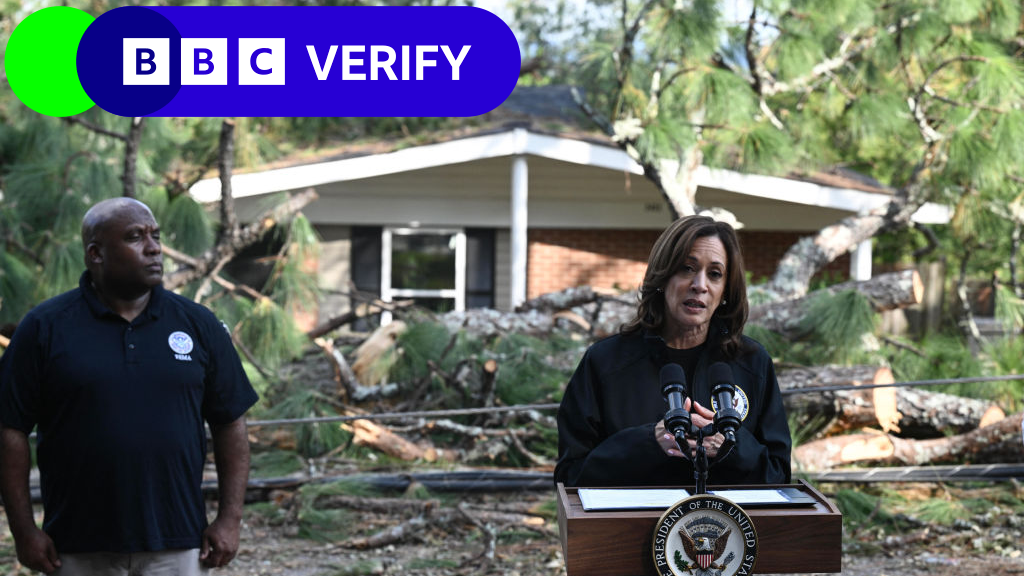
[660,363,691,437]
[709,362,741,442]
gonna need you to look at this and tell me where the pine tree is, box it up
[517,0,1024,300]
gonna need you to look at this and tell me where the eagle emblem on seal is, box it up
[679,526,731,572]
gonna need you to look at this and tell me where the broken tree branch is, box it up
[163,188,317,290]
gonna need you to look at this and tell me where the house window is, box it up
[382,227,466,323]
[352,226,494,325]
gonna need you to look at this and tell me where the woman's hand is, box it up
[686,400,725,458]
[655,418,685,457]
[656,400,725,458]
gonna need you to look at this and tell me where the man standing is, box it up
[0,198,258,574]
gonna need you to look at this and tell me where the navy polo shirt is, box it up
[0,272,258,554]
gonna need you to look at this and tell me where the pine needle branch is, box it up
[62,115,129,142]
[163,188,317,290]
[62,151,98,192]
[4,236,44,267]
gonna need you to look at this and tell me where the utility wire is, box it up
[778,373,1024,395]
[247,403,561,428]
[246,373,1024,428]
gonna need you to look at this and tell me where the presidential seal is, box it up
[710,387,750,422]
[652,494,757,576]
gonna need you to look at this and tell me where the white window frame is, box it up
[381,227,466,325]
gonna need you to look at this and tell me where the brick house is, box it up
[191,86,949,321]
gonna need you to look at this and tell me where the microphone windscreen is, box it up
[708,362,733,385]
[660,363,686,387]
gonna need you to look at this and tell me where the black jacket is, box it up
[555,328,791,487]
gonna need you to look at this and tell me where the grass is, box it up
[250,449,305,477]
[294,479,382,542]
[297,507,358,543]
[827,482,1024,542]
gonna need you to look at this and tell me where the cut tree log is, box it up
[749,269,924,339]
[779,365,1005,438]
[780,366,900,437]
[793,412,1024,470]
[891,387,1005,438]
[345,419,425,461]
[351,321,406,386]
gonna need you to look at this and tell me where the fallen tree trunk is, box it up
[780,366,900,437]
[307,298,413,339]
[779,365,1005,438]
[793,412,1024,470]
[892,387,1005,438]
[442,271,924,340]
[516,286,630,314]
[749,269,924,339]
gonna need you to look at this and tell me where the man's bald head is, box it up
[80,197,163,298]
[81,197,155,250]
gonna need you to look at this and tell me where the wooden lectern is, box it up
[557,480,841,575]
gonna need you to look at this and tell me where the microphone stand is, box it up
[669,418,737,495]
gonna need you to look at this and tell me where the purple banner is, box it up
[75,6,521,117]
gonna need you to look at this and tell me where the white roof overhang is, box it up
[190,128,950,225]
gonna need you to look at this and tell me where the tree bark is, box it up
[122,117,144,198]
[346,419,425,462]
[444,271,924,341]
[749,269,923,339]
[515,286,628,314]
[350,321,406,386]
[793,413,1024,470]
[892,387,1005,438]
[764,141,944,300]
[780,365,1005,439]
[780,366,900,437]
[217,119,237,241]
[307,299,412,339]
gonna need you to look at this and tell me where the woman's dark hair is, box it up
[622,215,749,359]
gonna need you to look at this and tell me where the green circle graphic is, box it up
[5,6,96,117]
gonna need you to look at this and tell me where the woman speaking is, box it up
[555,215,792,487]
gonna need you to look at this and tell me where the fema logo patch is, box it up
[711,387,750,422]
[652,494,757,576]
[168,331,194,355]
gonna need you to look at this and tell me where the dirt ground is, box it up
[219,489,1024,576]
[2,489,1023,576]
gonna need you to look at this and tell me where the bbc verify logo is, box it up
[124,38,285,86]
[124,39,472,87]
[15,5,519,117]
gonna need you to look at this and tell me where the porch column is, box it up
[850,239,872,281]
[511,154,528,308]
